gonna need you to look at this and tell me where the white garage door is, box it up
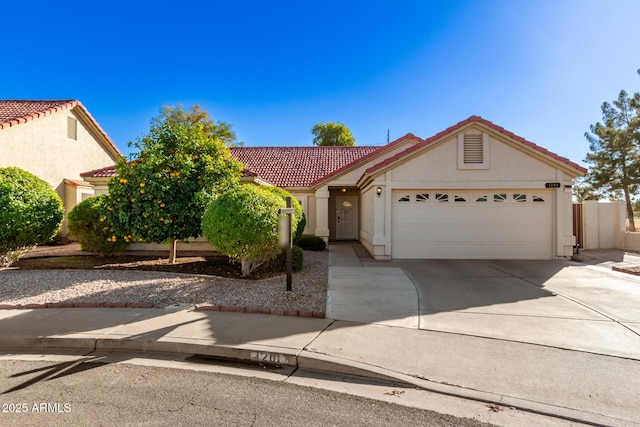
[391,190,553,259]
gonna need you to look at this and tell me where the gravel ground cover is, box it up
[0,247,328,313]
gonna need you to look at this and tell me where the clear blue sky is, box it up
[2,0,639,164]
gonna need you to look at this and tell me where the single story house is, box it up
[0,100,122,230]
[82,116,586,260]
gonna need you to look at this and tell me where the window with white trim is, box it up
[398,195,411,202]
[435,193,449,202]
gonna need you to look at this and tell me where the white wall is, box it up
[581,201,625,249]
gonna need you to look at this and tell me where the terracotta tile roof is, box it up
[81,116,585,187]
[80,165,118,178]
[81,163,281,183]
[0,100,122,158]
[364,116,587,176]
[230,146,380,187]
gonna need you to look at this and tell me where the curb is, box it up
[0,334,403,383]
[0,304,325,319]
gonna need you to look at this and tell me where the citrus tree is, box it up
[0,167,64,266]
[104,121,242,263]
[202,185,301,277]
[67,194,129,255]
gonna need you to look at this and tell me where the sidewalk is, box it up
[1,246,639,426]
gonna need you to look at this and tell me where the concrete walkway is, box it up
[327,244,419,328]
[1,246,640,426]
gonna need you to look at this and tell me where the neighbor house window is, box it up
[458,132,489,169]
[67,116,78,140]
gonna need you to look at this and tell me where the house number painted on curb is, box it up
[250,352,289,365]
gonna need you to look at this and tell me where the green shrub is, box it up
[0,167,64,266]
[296,235,326,251]
[259,245,304,275]
[294,211,306,243]
[67,195,129,255]
[263,186,303,240]
[202,185,290,277]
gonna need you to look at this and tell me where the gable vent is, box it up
[67,116,78,140]
[463,134,483,164]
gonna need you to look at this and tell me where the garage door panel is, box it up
[392,242,550,259]
[394,224,550,244]
[391,190,552,259]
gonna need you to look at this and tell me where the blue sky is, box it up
[2,0,639,164]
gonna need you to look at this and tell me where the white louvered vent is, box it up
[67,116,78,140]
[463,134,483,164]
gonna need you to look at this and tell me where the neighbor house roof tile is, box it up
[80,165,118,178]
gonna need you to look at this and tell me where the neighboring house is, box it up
[82,116,586,260]
[0,100,122,230]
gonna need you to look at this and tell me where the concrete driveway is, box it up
[396,259,640,359]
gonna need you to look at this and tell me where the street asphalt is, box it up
[1,245,640,426]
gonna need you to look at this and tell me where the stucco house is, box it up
[0,100,122,229]
[83,116,586,260]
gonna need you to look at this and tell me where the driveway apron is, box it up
[326,244,420,328]
[397,259,640,359]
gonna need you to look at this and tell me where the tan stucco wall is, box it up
[622,232,640,251]
[390,135,558,185]
[0,108,120,231]
[0,109,118,194]
[288,191,315,234]
[363,131,579,259]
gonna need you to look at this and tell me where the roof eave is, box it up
[310,134,424,188]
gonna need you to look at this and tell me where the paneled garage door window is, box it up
[393,191,548,205]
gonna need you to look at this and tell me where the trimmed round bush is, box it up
[0,167,64,266]
[294,211,306,243]
[202,185,291,277]
[263,186,303,240]
[296,235,327,251]
[67,195,129,255]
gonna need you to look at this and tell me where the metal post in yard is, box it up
[279,197,294,292]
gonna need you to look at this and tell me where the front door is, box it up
[336,196,358,240]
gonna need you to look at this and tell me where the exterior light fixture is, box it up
[376,187,382,197]
[341,187,347,193]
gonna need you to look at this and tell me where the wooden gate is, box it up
[572,203,584,250]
